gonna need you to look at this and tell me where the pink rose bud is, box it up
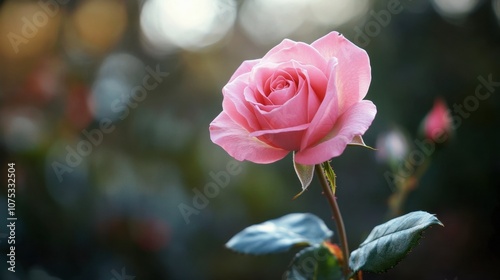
[209,32,376,165]
[422,98,452,143]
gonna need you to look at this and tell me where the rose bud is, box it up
[421,98,452,144]
[376,127,409,167]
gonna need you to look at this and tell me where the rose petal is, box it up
[261,38,297,59]
[246,71,308,129]
[250,123,309,151]
[300,58,339,151]
[222,73,261,131]
[294,100,377,165]
[311,32,371,114]
[249,123,310,138]
[247,61,327,130]
[262,39,328,73]
[252,64,297,105]
[209,112,289,164]
[228,59,260,83]
[268,83,296,105]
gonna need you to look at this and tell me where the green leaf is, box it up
[226,213,333,255]
[349,211,443,273]
[292,152,315,199]
[284,244,344,280]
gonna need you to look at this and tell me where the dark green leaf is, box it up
[284,244,344,280]
[349,211,443,273]
[226,213,333,255]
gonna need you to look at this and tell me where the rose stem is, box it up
[315,164,352,278]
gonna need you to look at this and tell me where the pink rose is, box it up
[422,98,452,143]
[209,32,376,165]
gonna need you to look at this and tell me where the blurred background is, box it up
[0,0,499,279]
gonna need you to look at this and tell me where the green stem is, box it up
[388,157,431,219]
[315,164,350,277]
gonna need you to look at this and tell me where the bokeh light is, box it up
[376,128,409,165]
[309,0,370,28]
[68,0,127,56]
[90,53,145,121]
[140,0,237,54]
[239,0,369,45]
[45,140,90,208]
[493,0,500,26]
[239,0,310,45]
[1,108,46,153]
[431,0,480,21]
[0,1,61,60]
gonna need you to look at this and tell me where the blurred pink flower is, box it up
[376,128,409,165]
[209,32,376,165]
[423,98,452,143]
